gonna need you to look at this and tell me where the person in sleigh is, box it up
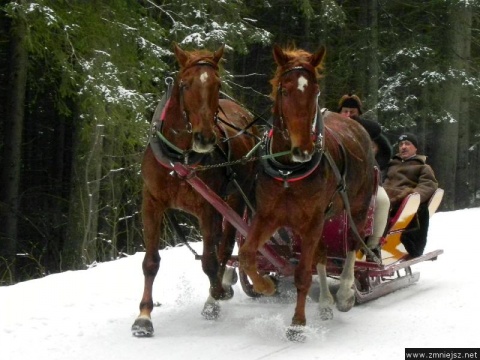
[338,94,392,259]
[383,133,439,258]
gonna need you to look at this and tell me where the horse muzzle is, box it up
[192,131,217,153]
[291,146,313,163]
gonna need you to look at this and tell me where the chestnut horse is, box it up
[239,45,375,339]
[132,44,257,336]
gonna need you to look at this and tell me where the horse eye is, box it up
[281,88,288,96]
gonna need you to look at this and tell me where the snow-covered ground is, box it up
[1,208,478,360]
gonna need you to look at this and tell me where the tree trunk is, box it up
[454,6,472,209]
[366,0,379,118]
[82,124,104,265]
[357,0,378,118]
[64,123,104,269]
[357,1,368,99]
[472,144,480,207]
[0,4,28,282]
[435,3,469,210]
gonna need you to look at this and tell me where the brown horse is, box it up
[238,45,376,340]
[132,44,257,336]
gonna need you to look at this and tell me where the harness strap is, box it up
[323,143,381,265]
[220,90,271,132]
[165,212,199,257]
[216,104,260,142]
[210,137,256,214]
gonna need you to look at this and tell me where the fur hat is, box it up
[338,94,363,114]
[398,133,418,148]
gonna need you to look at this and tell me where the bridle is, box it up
[177,60,221,130]
[149,60,224,168]
[260,65,325,186]
[274,65,322,145]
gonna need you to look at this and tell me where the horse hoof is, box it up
[210,283,234,301]
[286,326,306,342]
[336,296,355,312]
[222,266,238,286]
[221,285,234,300]
[319,307,334,321]
[131,317,154,337]
[201,301,220,320]
[253,275,276,296]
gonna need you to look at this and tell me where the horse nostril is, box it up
[193,131,217,153]
[194,132,216,145]
[207,133,217,145]
[292,147,303,158]
[291,147,312,162]
[193,132,202,144]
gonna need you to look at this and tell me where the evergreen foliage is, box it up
[0,0,479,283]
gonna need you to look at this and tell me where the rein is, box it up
[150,93,292,173]
[322,142,382,266]
[149,69,283,172]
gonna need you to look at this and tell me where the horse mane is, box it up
[269,46,324,99]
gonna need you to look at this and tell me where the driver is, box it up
[338,94,392,260]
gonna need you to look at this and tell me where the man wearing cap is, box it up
[338,94,392,259]
[383,133,439,257]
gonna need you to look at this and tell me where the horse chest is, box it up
[258,178,324,224]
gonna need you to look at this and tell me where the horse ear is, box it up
[310,46,326,68]
[213,44,225,64]
[272,44,289,67]
[173,42,189,67]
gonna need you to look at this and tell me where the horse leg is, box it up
[132,190,164,337]
[238,218,278,296]
[216,196,244,299]
[316,262,335,320]
[199,208,227,319]
[201,219,238,320]
[216,221,238,298]
[290,240,316,326]
[285,231,320,342]
[335,250,356,312]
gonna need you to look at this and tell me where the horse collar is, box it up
[150,119,207,169]
[148,91,207,170]
[260,105,325,187]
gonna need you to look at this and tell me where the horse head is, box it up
[173,43,224,153]
[270,44,326,163]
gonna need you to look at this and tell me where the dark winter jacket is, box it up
[373,133,392,173]
[351,115,392,172]
[383,154,438,206]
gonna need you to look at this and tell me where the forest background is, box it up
[1,0,479,284]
